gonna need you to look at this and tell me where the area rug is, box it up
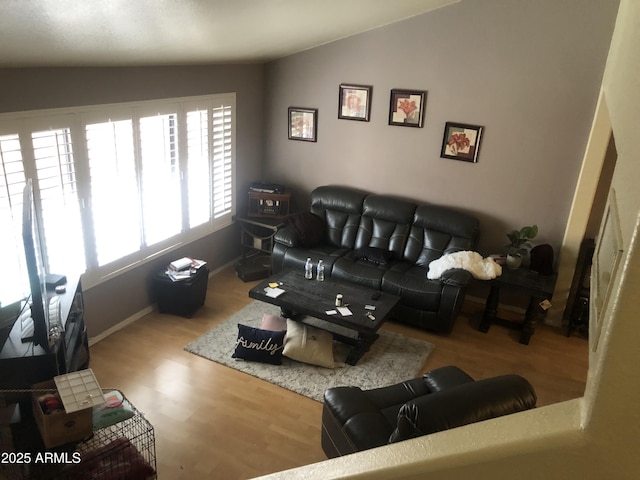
[184,301,435,402]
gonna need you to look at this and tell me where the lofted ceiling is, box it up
[0,0,459,67]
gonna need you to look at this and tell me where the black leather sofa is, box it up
[272,185,480,333]
[321,366,537,458]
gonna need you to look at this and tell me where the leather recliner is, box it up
[321,365,537,458]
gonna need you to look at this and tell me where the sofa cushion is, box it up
[403,205,480,265]
[310,186,367,249]
[354,246,393,266]
[332,252,388,290]
[283,212,326,247]
[381,265,444,312]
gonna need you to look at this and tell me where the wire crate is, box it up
[28,390,156,480]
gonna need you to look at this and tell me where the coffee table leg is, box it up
[345,333,379,366]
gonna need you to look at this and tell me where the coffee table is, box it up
[249,270,400,365]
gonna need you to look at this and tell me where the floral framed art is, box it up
[440,122,484,163]
[388,89,426,128]
[288,107,317,142]
[338,84,372,121]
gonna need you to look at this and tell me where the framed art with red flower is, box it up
[440,122,484,163]
[388,89,426,128]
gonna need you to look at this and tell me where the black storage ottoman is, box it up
[152,266,209,317]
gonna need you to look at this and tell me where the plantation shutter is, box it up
[186,108,210,228]
[138,111,182,246]
[212,104,233,219]
[85,119,141,266]
[30,126,85,277]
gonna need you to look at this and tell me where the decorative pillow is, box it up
[232,324,286,365]
[283,212,326,247]
[260,313,288,331]
[283,319,335,368]
[354,246,393,266]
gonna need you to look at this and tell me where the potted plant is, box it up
[505,225,538,269]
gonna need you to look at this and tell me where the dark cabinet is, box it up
[0,277,89,403]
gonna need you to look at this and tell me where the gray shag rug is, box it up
[184,301,435,402]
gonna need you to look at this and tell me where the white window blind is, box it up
[0,93,236,302]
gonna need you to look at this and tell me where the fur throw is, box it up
[427,251,502,281]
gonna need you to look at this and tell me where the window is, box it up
[0,93,236,307]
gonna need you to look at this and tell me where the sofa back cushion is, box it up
[403,205,480,267]
[310,185,367,249]
[354,195,416,260]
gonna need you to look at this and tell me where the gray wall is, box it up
[263,0,619,257]
[0,65,265,336]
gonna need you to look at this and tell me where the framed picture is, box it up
[388,89,426,127]
[440,122,484,163]
[288,107,317,142]
[338,84,372,121]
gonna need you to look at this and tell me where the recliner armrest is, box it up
[274,226,300,247]
[423,365,475,392]
[389,374,537,443]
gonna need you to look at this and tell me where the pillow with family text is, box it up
[232,323,286,365]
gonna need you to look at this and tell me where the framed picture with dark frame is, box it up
[388,89,426,127]
[440,122,484,163]
[288,107,317,142]
[338,84,372,121]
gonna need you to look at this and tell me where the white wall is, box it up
[256,0,640,478]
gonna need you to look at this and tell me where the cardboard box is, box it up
[32,380,92,448]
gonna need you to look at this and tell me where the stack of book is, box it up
[165,257,207,282]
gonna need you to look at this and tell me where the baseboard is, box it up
[88,258,237,346]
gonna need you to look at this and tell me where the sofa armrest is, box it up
[439,268,473,287]
[274,226,300,248]
[389,374,537,443]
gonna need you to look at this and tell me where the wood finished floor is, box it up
[88,265,589,480]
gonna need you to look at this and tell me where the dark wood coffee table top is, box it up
[249,270,400,336]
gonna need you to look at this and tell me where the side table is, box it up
[152,266,209,317]
[479,268,557,345]
[235,216,285,281]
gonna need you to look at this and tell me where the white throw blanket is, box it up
[427,251,502,280]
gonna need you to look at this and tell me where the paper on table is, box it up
[337,307,352,316]
[265,287,285,298]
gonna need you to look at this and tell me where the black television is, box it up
[22,178,50,351]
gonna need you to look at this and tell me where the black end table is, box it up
[152,266,209,317]
[479,268,557,345]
